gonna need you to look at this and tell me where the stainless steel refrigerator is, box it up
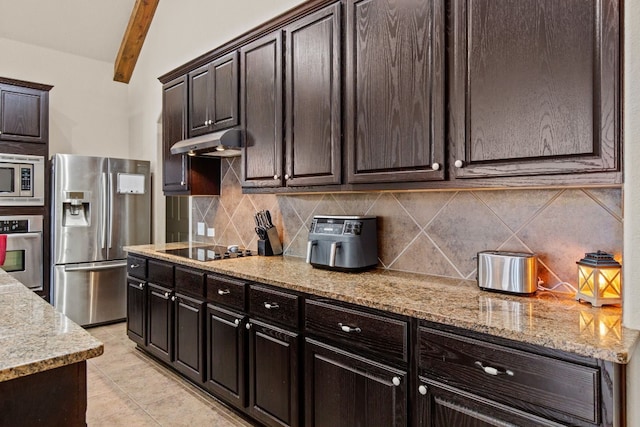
[50,154,151,327]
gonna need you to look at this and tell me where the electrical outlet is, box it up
[197,222,205,236]
[207,228,215,237]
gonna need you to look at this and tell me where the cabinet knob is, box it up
[418,385,428,395]
[284,174,290,180]
[431,163,440,171]
[454,160,464,168]
[180,181,185,186]
[171,295,177,302]
[338,323,361,333]
[138,283,144,289]
[264,302,279,310]
[392,377,401,386]
[245,322,252,330]
[218,289,230,295]
[273,175,279,180]
[164,292,170,298]
[234,319,240,326]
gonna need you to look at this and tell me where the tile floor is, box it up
[86,322,254,426]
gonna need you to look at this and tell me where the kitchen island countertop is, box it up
[0,272,104,382]
[127,243,639,364]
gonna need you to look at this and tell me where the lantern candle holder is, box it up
[575,251,622,307]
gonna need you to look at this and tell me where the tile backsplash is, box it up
[192,158,623,289]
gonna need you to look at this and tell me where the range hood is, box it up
[170,128,243,157]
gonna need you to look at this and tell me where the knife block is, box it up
[258,239,274,256]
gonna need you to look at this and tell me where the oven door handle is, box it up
[6,232,42,240]
[64,260,127,272]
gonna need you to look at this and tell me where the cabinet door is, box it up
[147,282,174,364]
[305,338,407,427]
[0,84,48,144]
[345,0,445,184]
[205,304,247,410]
[240,31,284,188]
[188,64,213,137]
[284,3,341,187]
[449,0,620,180]
[416,380,563,427]
[126,278,146,347]
[248,318,299,427]
[173,292,205,384]
[211,51,239,131]
[162,76,189,193]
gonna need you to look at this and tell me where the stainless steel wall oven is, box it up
[0,215,43,290]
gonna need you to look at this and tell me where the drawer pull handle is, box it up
[218,289,231,295]
[391,376,401,386]
[475,361,514,377]
[130,263,140,268]
[264,302,279,310]
[338,323,361,333]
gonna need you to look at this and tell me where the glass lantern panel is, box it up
[578,265,595,297]
[598,267,621,298]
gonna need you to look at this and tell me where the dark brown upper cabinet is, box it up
[0,81,50,144]
[240,31,284,188]
[284,2,342,187]
[162,76,220,196]
[448,0,620,181]
[188,51,239,137]
[345,0,445,184]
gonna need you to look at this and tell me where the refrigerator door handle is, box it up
[108,172,114,249]
[64,260,127,272]
[101,172,108,250]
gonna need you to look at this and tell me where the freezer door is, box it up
[52,154,108,264]
[52,260,127,327]
[107,157,151,260]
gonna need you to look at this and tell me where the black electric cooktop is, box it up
[161,245,252,261]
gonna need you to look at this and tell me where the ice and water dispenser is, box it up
[61,191,91,227]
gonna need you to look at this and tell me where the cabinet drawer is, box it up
[206,274,246,310]
[249,284,299,329]
[127,255,147,279]
[418,326,600,424]
[148,259,174,287]
[175,266,205,298]
[305,299,408,363]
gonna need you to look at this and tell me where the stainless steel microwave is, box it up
[0,154,45,206]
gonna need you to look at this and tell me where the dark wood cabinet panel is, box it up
[126,278,146,347]
[205,304,247,410]
[305,338,407,427]
[284,2,342,187]
[148,259,174,288]
[449,0,620,179]
[175,266,205,298]
[345,0,445,184]
[248,318,300,427]
[249,284,300,330]
[417,379,562,427]
[188,51,239,137]
[206,274,247,310]
[127,255,147,280]
[0,83,49,144]
[147,282,174,364]
[173,292,205,384]
[240,31,284,188]
[162,76,189,193]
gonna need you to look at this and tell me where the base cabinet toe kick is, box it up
[125,255,626,427]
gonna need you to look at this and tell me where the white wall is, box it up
[126,0,307,244]
[0,38,130,158]
[624,2,640,425]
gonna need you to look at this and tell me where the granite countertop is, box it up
[127,243,639,364]
[0,272,104,382]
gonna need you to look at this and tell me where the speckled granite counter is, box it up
[0,271,104,382]
[127,243,639,364]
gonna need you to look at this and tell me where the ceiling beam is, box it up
[113,0,159,83]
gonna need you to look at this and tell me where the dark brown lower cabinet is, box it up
[173,292,205,384]
[147,282,174,364]
[247,318,300,427]
[305,338,408,427]
[205,304,247,410]
[417,379,563,427]
[126,278,146,347]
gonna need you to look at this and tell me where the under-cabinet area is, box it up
[125,246,636,427]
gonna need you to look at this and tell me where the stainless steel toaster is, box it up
[477,251,538,295]
[306,215,377,272]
